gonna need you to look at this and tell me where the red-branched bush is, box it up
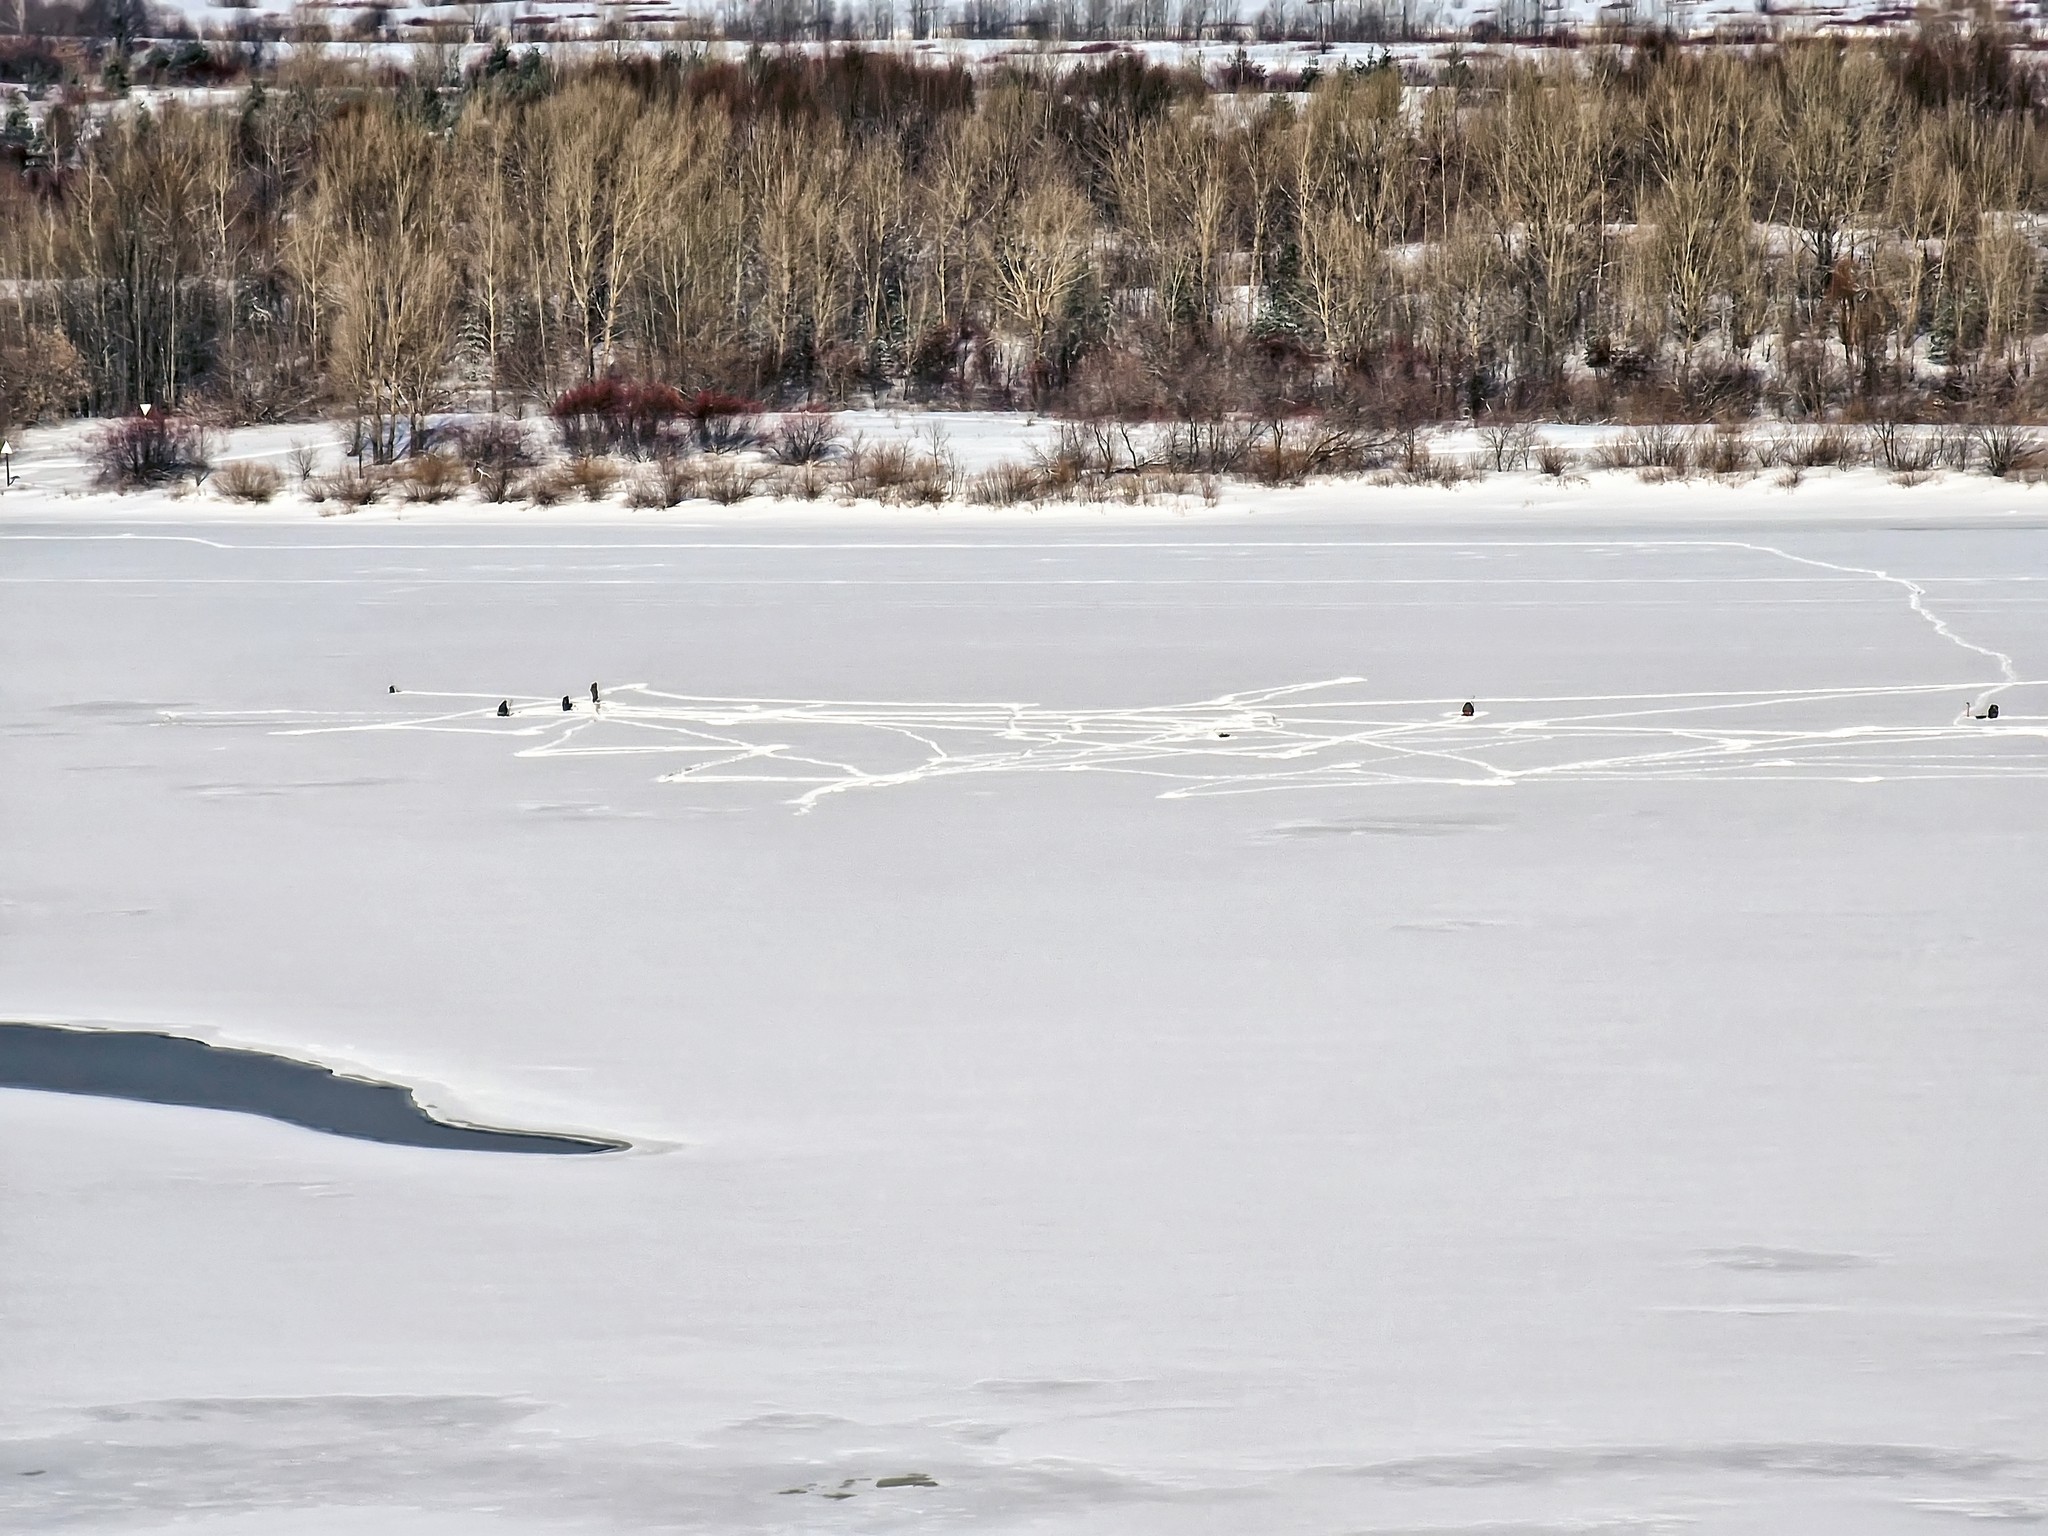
[685,390,764,452]
[91,414,215,489]
[551,379,687,459]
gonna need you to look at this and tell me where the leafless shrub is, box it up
[1702,427,1754,475]
[92,415,215,489]
[456,419,539,502]
[551,379,684,459]
[967,460,1041,506]
[396,453,467,504]
[769,410,843,465]
[1867,420,1908,472]
[1257,418,1381,484]
[1783,424,1863,469]
[1645,426,1689,469]
[1479,420,1539,472]
[1061,418,1161,476]
[1536,439,1576,478]
[1973,424,2043,478]
[454,418,540,472]
[1248,433,1317,486]
[1593,423,1690,473]
[1869,419,1939,474]
[781,464,827,501]
[523,466,576,506]
[688,391,764,453]
[1776,466,1806,490]
[1421,452,1482,486]
[838,436,953,503]
[625,457,703,508]
[1934,426,1975,472]
[314,469,387,509]
[564,458,620,501]
[898,453,953,505]
[854,440,912,493]
[1030,424,1105,492]
[658,456,704,504]
[214,459,282,503]
[1382,445,1481,487]
[1071,471,1113,505]
[1150,420,1262,477]
[286,441,321,486]
[623,472,669,510]
[701,459,768,504]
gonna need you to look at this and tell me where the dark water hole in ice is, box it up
[0,1023,625,1154]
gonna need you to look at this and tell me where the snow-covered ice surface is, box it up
[3,494,2047,1534]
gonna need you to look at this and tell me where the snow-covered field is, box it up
[3,463,2046,1532]
[150,2,1960,41]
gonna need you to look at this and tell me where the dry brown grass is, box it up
[1592,424,1692,474]
[214,460,282,503]
[396,453,468,504]
[309,469,386,510]
[564,457,620,501]
[840,437,955,504]
[522,466,576,506]
[1379,444,1482,487]
[624,457,703,508]
[701,460,768,504]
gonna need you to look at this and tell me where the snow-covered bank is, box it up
[4,412,2046,531]
[3,512,2045,1533]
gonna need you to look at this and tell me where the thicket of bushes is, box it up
[2,9,2047,456]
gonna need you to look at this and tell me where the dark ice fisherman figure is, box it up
[1461,701,1475,718]
[497,700,511,717]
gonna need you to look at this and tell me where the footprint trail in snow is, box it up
[194,673,2046,813]
[161,537,2041,811]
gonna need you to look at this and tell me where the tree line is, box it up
[2,15,2045,454]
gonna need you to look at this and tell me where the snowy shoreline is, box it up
[6,412,2047,531]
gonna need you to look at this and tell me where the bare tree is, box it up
[990,177,1096,397]
[637,100,744,387]
[1294,69,1408,365]
[1776,44,1899,293]
[1634,56,1764,383]
[1489,68,1613,382]
[839,143,909,384]
[306,110,457,458]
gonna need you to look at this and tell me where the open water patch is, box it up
[0,1023,624,1154]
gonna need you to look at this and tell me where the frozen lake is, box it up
[3,517,2045,1534]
